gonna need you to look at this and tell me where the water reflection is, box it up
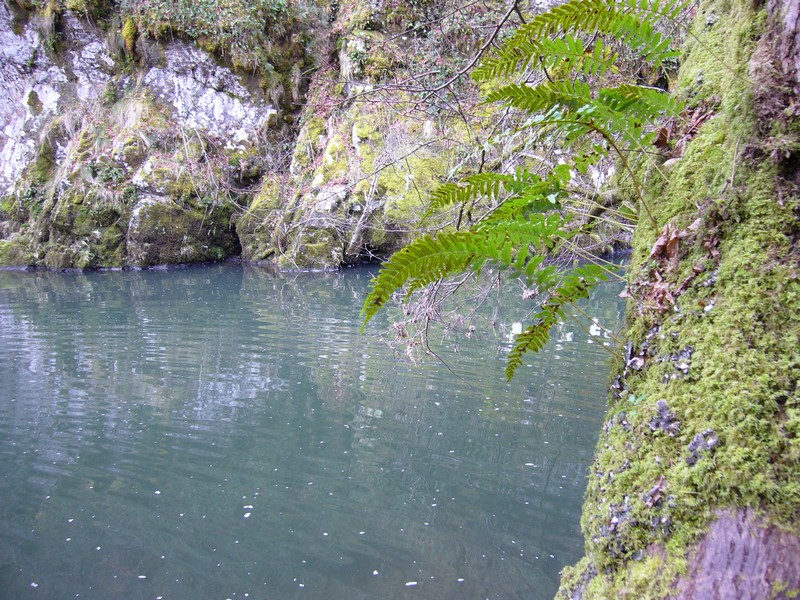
[0,264,625,599]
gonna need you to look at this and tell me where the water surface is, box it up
[0,264,624,599]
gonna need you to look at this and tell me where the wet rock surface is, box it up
[673,509,800,599]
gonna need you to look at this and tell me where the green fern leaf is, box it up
[473,35,617,82]
[490,0,684,74]
[485,80,593,114]
[427,170,542,211]
[505,264,609,379]
[361,215,570,327]
[598,84,682,119]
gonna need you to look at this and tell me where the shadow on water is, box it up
[0,262,626,599]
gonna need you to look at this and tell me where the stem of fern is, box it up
[602,133,659,231]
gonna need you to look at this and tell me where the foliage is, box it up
[362,0,686,378]
[119,0,291,71]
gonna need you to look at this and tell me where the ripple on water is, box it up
[0,264,626,600]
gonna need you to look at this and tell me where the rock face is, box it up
[0,0,516,270]
[0,2,294,268]
[142,41,277,146]
[673,509,800,600]
[232,0,485,270]
[0,4,76,196]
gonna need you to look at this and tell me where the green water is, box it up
[0,263,625,599]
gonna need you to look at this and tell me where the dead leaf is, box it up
[643,475,668,507]
[675,260,706,296]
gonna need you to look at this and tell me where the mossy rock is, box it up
[127,196,240,266]
[557,0,800,596]
[380,153,448,223]
[310,134,349,187]
[277,227,343,270]
[0,238,35,267]
[235,177,285,262]
[121,16,137,56]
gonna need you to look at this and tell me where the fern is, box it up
[485,80,593,113]
[363,0,684,377]
[427,169,543,211]
[481,0,686,75]
[361,214,569,326]
[474,35,617,82]
[487,82,678,134]
[505,264,607,379]
[472,0,687,97]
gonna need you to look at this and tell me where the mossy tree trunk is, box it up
[557,0,800,597]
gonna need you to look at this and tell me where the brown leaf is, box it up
[675,261,706,296]
[665,234,681,261]
[643,475,668,508]
[649,223,686,270]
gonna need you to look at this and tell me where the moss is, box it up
[558,0,800,596]
[121,16,138,56]
[310,134,349,187]
[277,228,343,270]
[380,153,448,224]
[91,223,127,266]
[290,116,327,173]
[0,238,35,266]
[29,143,56,185]
[352,118,378,145]
[127,199,240,267]
[677,0,763,107]
[113,135,146,169]
[235,177,285,261]
[26,90,43,116]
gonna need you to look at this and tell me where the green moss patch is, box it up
[558,0,800,597]
[127,198,240,267]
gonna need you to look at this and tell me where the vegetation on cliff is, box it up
[362,0,684,376]
[1,0,633,271]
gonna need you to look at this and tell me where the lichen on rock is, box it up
[0,1,292,269]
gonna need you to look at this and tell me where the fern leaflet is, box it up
[361,215,570,327]
[505,264,608,379]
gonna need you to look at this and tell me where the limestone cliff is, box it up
[0,0,525,270]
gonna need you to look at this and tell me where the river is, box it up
[0,263,624,599]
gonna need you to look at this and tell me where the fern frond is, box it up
[362,215,569,326]
[501,84,679,153]
[597,84,682,120]
[482,182,566,223]
[505,264,609,379]
[428,170,542,211]
[485,80,592,114]
[361,233,477,326]
[474,35,617,82]
[506,307,561,379]
[489,0,685,74]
